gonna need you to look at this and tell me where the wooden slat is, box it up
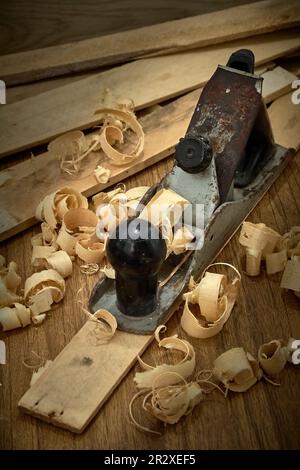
[6,63,276,105]
[0,30,299,159]
[18,324,153,433]
[0,90,197,242]
[269,92,300,151]
[0,66,297,242]
[1,0,299,86]
[0,66,298,243]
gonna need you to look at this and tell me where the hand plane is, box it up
[89,49,294,334]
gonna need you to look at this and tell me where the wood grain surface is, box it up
[0,0,299,451]
[1,67,297,243]
[2,0,299,86]
[1,29,299,158]
[1,151,300,450]
[0,0,256,56]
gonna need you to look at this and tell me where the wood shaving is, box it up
[94,166,111,183]
[84,308,117,346]
[134,326,195,389]
[139,188,189,228]
[160,217,194,257]
[36,187,88,229]
[258,340,288,376]
[280,256,300,294]
[239,222,283,276]
[75,234,106,264]
[213,348,262,393]
[100,265,116,279]
[98,108,144,166]
[48,130,102,176]
[80,263,100,275]
[0,303,31,331]
[181,263,241,339]
[0,258,22,307]
[57,208,99,255]
[24,269,65,317]
[144,372,203,425]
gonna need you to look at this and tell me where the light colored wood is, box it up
[0,66,297,243]
[262,66,297,104]
[0,30,299,159]
[0,90,198,242]
[18,322,152,433]
[1,0,299,86]
[268,91,300,151]
[6,62,275,105]
[277,56,300,77]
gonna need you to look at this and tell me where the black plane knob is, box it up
[106,218,167,316]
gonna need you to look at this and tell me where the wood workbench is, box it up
[0,0,299,450]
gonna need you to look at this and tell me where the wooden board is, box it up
[18,323,152,433]
[0,30,299,159]
[5,62,276,105]
[262,66,297,104]
[0,66,297,242]
[269,91,300,151]
[1,0,299,86]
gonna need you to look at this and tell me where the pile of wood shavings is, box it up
[47,92,144,177]
[130,326,299,435]
[239,222,300,296]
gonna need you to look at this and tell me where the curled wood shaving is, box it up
[283,226,300,257]
[48,130,102,176]
[134,326,195,389]
[24,269,65,306]
[57,208,99,255]
[92,186,125,209]
[84,308,117,346]
[160,217,194,257]
[36,187,88,229]
[239,222,282,276]
[139,188,189,228]
[266,249,288,275]
[100,265,116,279]
[80,263,100,275]
[144,372,203,425]
[130,372,203,435]
[280,256,300,295]
[0,258,22,307]
[94,166,111,183]
[75,234,106,264]
[213,347,262,393]
[98,108,144,166]
[181,263,241,339]
[258,340,288,376]
[0,303,31,331]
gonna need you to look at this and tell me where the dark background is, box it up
[0,0,257,55]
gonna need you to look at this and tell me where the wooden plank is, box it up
[268,91,300,151]
[0,90,197,242]
[1,0,299,86]
[18,323,153,433]
[262,66,297,104]
[6,62,276,105]
[0,30,299,159]
[0,66,297,243]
